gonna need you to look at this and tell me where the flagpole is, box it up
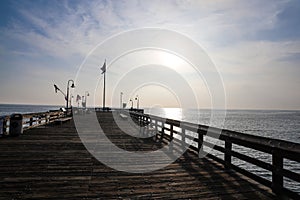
[101,59,106,110]
[103,69,106,110]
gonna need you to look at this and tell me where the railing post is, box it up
[146,118,150,136]
[169,124,174,152]
[0,118,4,136]
[145,116,149,136]
[155,120,158,141]
[29,117,33,127]
[139,115,141,126]
[160,121,165,142]
[138,115,142,136]
[272,148,283,195]
[170,124,174,140]
[182,128,186,151]
[225,138,232,168]
[46,113,50,124]
[4,118,7,134]
[198,129,203,155]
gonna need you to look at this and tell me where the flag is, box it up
[101,60,106,74]
[54,83,67,101]
[76,94,81,102]
[54,84,59,93]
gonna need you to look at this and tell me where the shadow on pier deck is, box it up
[0,112,276,199]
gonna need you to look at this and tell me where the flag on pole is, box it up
[54,84,67,100]
[101,60,106,74]
[76,94,81,102]
[101,59,107,110]
[54,84,59,93]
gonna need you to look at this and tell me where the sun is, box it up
[157,51,184,71]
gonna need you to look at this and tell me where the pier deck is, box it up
[0,112,276,199]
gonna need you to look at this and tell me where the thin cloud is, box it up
[0,0,299,109]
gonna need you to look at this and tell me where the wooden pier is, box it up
[0,110,299,199]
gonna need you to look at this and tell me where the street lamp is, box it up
[135,95,139,109]
[84,91,89,108]
[120,92,123,109]
[66,80,75,109]
[129,99,133,110]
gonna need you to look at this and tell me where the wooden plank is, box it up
[0,111,278,199]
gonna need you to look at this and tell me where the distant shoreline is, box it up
[0,103,62,107]
[0,103,299,111]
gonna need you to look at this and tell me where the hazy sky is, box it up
[0,0,299,110]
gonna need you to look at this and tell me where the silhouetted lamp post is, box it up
[84,91,89,108]
[120,92,123,109]
[135,95,139,109]
[66,80,75,109]
[129,99,133,110]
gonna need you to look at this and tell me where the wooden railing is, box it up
[128,111,300,199]
[0,109,71,136]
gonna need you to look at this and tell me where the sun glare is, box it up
[157,51,189,73]
[163,107,182,121]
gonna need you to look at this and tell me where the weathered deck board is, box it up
[0,112,276,199]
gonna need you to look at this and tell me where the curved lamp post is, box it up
[54,80,75,109]
[129,99,133,110]
[120,92,123,109]
[84,91,89,108]
[135,95,139,109]
[66,80,75,109]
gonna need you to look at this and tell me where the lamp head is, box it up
[71,83,75,88]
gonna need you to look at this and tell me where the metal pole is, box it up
[130,99,133,109]
[66,80,75,110]
[85,91,89,109]
[103,72,106,110]
[135,95,139,109]
[66,82,70,109]
[82,96,84,107]
[120,92,123,109]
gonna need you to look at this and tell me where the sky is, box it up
[0,0,299,110]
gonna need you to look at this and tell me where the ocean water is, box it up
[144,108,300,143]
[0,104,61,117]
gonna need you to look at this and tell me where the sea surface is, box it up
[144,108,300,143]
[0,104,299,193]
[0,104,61,117]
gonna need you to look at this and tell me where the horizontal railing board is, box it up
[282,168,300,183]
[230,150,273,171]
